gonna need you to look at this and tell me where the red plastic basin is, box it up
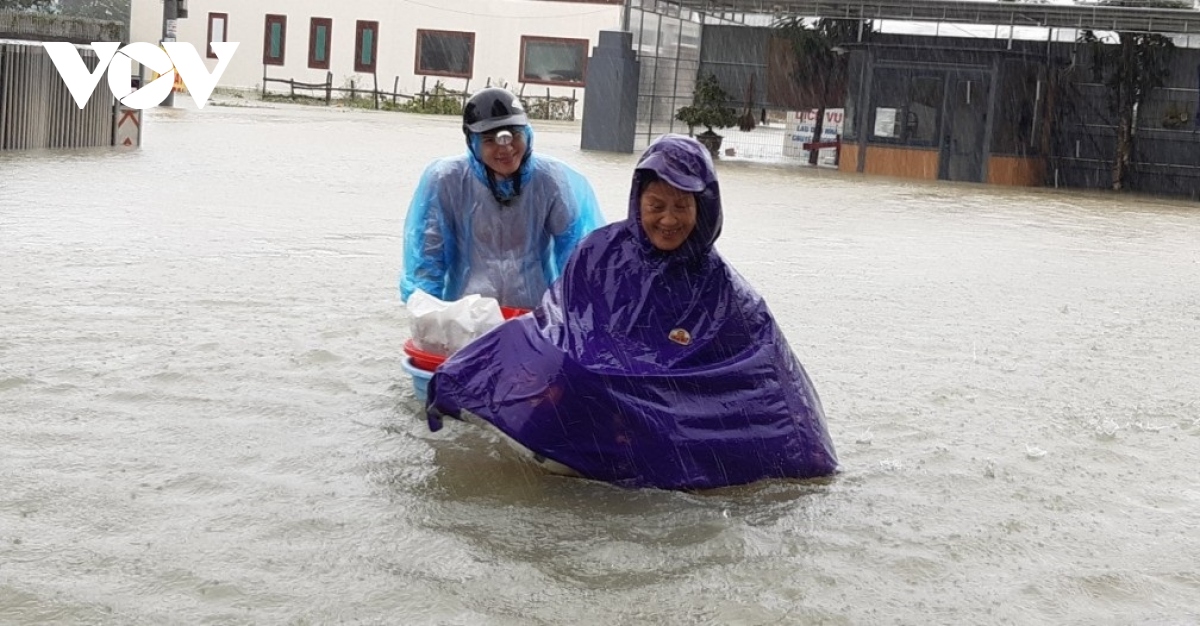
[403,339,446,371]
[404,306,532,372]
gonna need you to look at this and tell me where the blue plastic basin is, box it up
[402,357,434,403]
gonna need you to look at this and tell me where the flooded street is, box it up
[2,102,1198,625]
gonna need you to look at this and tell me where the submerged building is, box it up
[613,0,1200,198]
[127,0,622,111]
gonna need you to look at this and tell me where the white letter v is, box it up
[43,42,121,109]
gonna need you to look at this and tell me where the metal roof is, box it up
[667,0,1200,34]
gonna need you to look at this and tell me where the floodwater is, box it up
[2,102,1198,625]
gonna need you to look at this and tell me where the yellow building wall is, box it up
[839,144,859,174]
[861,146,940,180]
[986,155,1047,187]
[839,144,1046,189]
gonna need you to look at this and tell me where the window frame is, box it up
[206,12,228,60]
[262,14,287,66]
[308,17,332,70]
[354,20,379,74]
[866,67,944,149]
[414,29,475,80]
[518,35,589,87]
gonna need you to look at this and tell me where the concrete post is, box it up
[581,30,639,154]
[161,0,177,107]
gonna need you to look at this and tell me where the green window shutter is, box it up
[361,29,373,65]
[316,26,327,62]
[270,23,282,58]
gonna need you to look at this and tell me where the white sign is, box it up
[42,41,239,110]
[783,108,845,160]
[114,106,141,148]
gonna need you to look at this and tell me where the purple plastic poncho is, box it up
[426,134,837,490]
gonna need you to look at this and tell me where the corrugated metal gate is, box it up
[0,41,118,151]
[1,12,126,152]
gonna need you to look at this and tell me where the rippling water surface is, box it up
[2,103,1198,625]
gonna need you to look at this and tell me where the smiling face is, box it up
[639,180,697,252]
[478,127,526,178]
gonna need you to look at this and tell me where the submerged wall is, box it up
[0,13,127,152]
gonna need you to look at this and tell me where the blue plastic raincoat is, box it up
[426,134,838,490]
[400,126,604,310]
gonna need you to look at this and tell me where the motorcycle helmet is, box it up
[462,87,529,135]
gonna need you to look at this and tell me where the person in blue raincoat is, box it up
[426,134,838,490]
[400,87,605,310]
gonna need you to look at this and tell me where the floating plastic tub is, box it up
[500,306,531,320]
[402,357,434,403]
[403,307,530,402]
[404,339,447,371]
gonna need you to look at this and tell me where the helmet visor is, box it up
[465,113,530,134]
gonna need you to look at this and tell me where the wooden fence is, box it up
[260,68,578,121]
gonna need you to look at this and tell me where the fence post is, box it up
[393,76,399,106]
[261,64,266,98]
[420,76,427,107]
[571,88,576,121]
[289,78,294,99]
[350,79,355,100]
[326,71,332,105]
[373,72,380,110]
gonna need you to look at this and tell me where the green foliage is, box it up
[0,0,55,11]
[56,0,130,22]
[1076,0,1184,190]
[772,17,871,109]
[394,81,463,115]
[1162,102,1191,129]
[1080,29,1175,113]
[675,73,738,135]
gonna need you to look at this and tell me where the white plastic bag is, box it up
[406,290,505,356]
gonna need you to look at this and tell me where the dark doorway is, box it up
[939,71,990,182]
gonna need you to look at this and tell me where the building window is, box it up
[906,75,943,144]
[415,29,474,79]
[355,20,379,73]
[206,12,228,59]
[263,14,286,66]
[309,17,332,70]
[519,36,588,87]
[867,69,942,148]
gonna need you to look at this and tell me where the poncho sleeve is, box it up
[400,161,452,302]
[546,163,605,279]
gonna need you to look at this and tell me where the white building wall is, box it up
[129,0,621,100]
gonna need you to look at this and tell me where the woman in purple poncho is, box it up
[426,134,838,490]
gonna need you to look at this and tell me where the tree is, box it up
[1077,0,1186,191]
[675,73,738,136]
[773,17,872,165]
[0,0,56,11]
[56,0,130,22]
